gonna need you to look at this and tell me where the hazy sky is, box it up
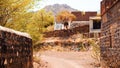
[34,0,102,11]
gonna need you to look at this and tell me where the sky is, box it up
[34,0,102,12]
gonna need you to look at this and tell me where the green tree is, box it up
[6,9,54,43]
[6,12,33,32]
[26,9,54,43]
[0,0,34,26]
[2,0,54,44]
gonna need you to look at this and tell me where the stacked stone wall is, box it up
[101,0,120,67]
[44,25,89,38]
[0,26,33,68]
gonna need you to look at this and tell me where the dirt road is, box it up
[40,51,95,68]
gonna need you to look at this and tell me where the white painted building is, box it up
[54,11,101,38]
[89,16,101,33]
[54,21,71,30]
[54,22,64,30]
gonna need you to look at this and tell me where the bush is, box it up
[89,39,100,62]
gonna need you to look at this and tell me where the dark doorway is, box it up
[64,22,69,29]
[93,20,101,29]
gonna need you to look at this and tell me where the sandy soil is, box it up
[38,51,96,68]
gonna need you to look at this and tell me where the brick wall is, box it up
[71,12,97,21]
[101,0,120,67]
[0,26,33,68]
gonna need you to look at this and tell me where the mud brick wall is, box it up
[0,26,33,68]
[100,0,120,68]
[44,25,89,38]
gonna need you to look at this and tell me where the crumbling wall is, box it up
[0,26,33,68]
[44,25,89,38]
[101,0,120,68]
[34,41,91,51]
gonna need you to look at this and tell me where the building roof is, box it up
[71,11,97,21]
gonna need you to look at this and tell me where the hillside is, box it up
[43,4,77,15]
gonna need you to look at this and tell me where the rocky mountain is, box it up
[43,4,77,16]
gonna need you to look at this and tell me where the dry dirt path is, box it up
[40,51,95,68]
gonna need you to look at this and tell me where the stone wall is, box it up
[0,26,33,68]
[44,25,89,38]
[34,40,91,51]
[100,0,120,68]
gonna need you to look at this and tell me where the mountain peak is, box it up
[43,4,77,16]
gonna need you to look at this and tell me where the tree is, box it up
[27,9,54,42]
[5,12,33,32]
[56,11,76,29]
[26,9,54,43]
[32,9,54,32]
[6,9,54,43]
[2,0,54,44]
[0,0,34,26]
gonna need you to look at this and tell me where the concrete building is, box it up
[71,11,101,38]
[54,22,64,30]
[54,11,101,38]
[54,21,71,30]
